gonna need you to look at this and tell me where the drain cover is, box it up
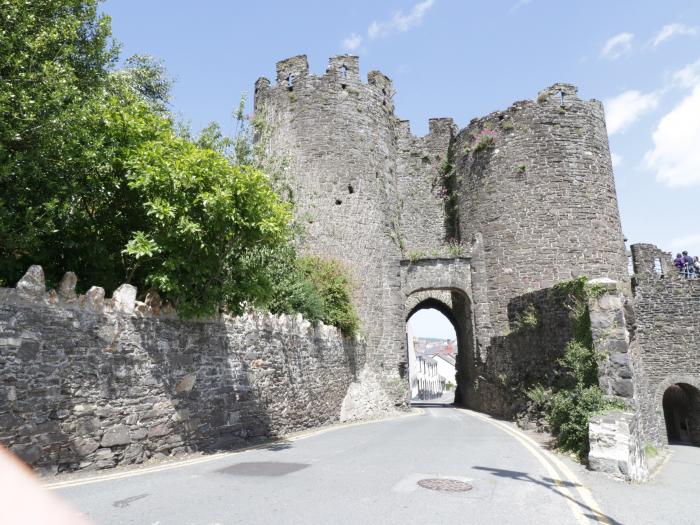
[417,478,473,492]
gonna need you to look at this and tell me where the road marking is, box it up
[462,409,611,525]
[46,408,423,491]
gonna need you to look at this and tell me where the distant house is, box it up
[433,353,456,390]
[413,355,444,400]
[407,328,445,400]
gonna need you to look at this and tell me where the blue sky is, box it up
[103,1,700,338]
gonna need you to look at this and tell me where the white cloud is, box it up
[610,152,623,168]
[652,23,697,47]
[509,0,533,14]
[644,84,700,187]
[367,0,435,40]
[601,32,634,59]
[342,33,363,51]
[604,90,660,135]
[672,58,700,88]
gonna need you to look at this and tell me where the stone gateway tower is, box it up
[254,55,628,418]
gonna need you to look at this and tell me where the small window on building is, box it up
[335,199,342,205]
[653,257,663,276]
[340,65,348,79]
[287,74,294,91]
[627,255,634,276]
[348,184,354,194]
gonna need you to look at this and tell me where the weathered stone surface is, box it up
[70,437,100,457]
[85,286,105,311]
[628,243,700,451]
[112,284,137,314]
[589,411,648,482]
[256,57,629,416]
[100,425,131,447]
[16,265,45,298]
[175,374,196,394]
[11,444,42,465]
[145,290,162,315]
[0,284,365,474]
[58,272,78,301]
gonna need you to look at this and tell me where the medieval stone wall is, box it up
[467,285,578,417]
[628,244,700,447]
[0,268,365,474]
[395,118,455,255]
[254,55,405,386]
[455,84,628,352]
[255,56,629,415]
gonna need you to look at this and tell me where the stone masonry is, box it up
[0,267,366,474]
[255,55,628,414]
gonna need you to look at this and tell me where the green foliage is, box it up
[244,246,359,336]
[0,1,359,334]
[548,384,611,458]
[0,0,118,287]
[113,54,173,112]
[529,277,624,460]
[517,164,527,174]
[473,134,495,152]
[513,304,539,331]
[644,443,658,458]
[500,120,515,131]
[124,137,292,318]
[526,384,552,408]
[299,256,359,336]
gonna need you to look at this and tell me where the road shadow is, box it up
[411,402,455,409]
[473,466,623,525]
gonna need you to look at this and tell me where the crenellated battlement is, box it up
[256,54,395,98]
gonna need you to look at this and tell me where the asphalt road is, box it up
[50,404,613,525]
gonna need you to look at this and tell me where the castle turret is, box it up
[254,55,406,384]
[455,83,628,346]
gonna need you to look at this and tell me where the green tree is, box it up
[124,134,292,317]
[0,0,118,286]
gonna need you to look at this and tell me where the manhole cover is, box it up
[417,478,473,492]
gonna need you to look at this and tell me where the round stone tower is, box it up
[454,83,628,349]
[254,55,407,403]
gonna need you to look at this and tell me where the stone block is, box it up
[112,284,137,314]
[147,423,171,438]
[588,411,648,482]
[85,286,105,311]
[145,290,162,315]
[70,437,100,457]
[11,443,42,466]
[100,425,131,447]
[58,272,78,301]
[175,373,196,394]
[16,265,45,298]
[18,340,40,362]
[130,428,147,440]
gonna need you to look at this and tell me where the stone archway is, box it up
[404,288,475,407]
[655,376,700,446]
[662,383,700,445]
[400,257,476,407]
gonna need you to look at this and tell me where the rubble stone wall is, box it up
[628,244,700,448]
[0,269,365,474]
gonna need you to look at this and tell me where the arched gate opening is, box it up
[662,383,700,445]
[404,290,474,407]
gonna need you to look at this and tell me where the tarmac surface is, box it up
[48,400,700,524]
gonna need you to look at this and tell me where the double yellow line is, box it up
[464,409,612,525]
